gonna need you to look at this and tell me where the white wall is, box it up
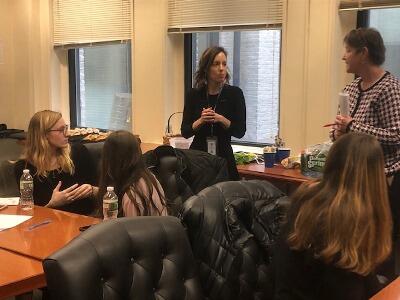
[133,0,184,143]
[0,0,58,129]
[280,0,356,153]
[0,0,356,150]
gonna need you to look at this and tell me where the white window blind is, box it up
[339,0,400,11]
[369,8,400,78]
[76,43,132,130]
[53,0,132,47]
[168,0,283,33]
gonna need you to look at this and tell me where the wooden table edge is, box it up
[0,269,46,299]
[370,277,400,299]
[237,169,310,184]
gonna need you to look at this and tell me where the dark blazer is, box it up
[181,84,246,180]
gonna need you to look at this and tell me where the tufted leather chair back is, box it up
[142,146,230,217]
[43,216,204,300]
[143,146,194,216]
[182,180,290,300]
[82,141,104,182]
[0,160,19,197]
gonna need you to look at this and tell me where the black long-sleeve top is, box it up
[272,213,382,300]
[14,143,96,215]
[181,84,246,180]
[272,237,381,300]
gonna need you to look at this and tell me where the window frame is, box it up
[357,10,369,28]
[68,49,79,128]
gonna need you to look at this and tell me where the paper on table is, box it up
[339,92,350,116]
[0,214,32,231]
[0,197,20,206]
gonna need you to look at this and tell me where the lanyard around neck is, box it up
[206,84,224,136]
[206,84,224,111]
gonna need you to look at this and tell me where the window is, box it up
[69,42,132,130]
[367,8,400,78]
[190,30,281,145]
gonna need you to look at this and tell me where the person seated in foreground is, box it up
[14,110,97,215]
[273,132,392,300]
[98,130,167,217]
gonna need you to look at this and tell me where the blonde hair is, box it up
[23,110,74,177]
[288,133,391,275]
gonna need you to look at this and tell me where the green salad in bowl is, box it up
[234,152,258,165]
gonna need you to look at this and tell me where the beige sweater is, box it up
[122,176,167,217]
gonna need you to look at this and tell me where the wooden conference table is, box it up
[0,249,44,299]
[370,277,400,300]
[0,206,99,299]
[237,163,312,195]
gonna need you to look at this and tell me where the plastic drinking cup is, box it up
[264,152,276,168]
[276,148,291,164]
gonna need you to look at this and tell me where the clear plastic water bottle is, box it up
[103,186,118,220]
[20,169,34,211]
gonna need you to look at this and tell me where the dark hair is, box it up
[194,46,230,89]
[287,133,391,275]
[98,130,166,217]
[344,27,386,66]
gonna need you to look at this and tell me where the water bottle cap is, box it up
[106,186,114,191]
[23,169,30,174]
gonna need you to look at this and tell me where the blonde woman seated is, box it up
[14,110,97,215]
[98,130,167,217]
[273,133,391,300]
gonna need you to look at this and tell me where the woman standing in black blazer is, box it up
[181,46,246,180]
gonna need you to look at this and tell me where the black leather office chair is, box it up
[181,180,291,300]
[0,160,19,197]
[43,216,204,300]
[142,146,230,216]
[81,141,104,182]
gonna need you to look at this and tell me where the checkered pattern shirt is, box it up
[330,72,400,175]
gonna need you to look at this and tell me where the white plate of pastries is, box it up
[68,127,100,136]
[68,127,110,142]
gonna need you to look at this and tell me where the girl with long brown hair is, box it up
[273,133,392,299]
[98,130,167,217]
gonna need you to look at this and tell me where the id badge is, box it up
[206,136,218,155]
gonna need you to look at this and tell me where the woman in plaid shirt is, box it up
[331,27,400,279]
